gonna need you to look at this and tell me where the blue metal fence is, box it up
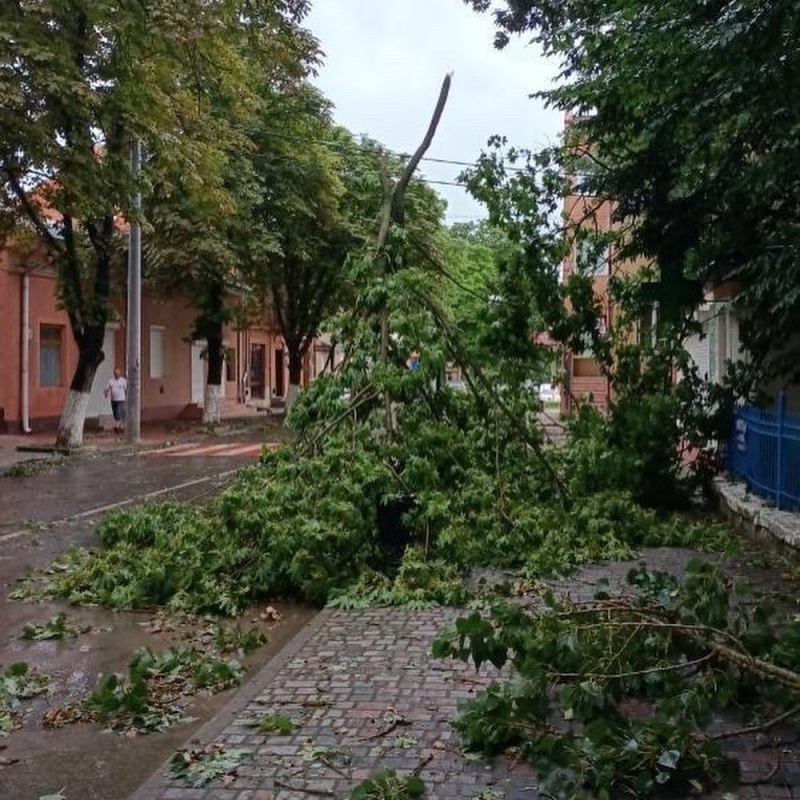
[728,393,800,510]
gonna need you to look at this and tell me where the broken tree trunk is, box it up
[373,72,453,439]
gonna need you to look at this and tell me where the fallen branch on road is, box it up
[434,559,800,799]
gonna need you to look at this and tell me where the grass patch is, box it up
[4,457,64,479]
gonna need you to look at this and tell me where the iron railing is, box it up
[728,393,800,511]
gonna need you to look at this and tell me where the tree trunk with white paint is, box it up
[203,383,223,424]
[55,344,104,449]
[284,347,304,415]
[284,382,300,414]
[55,390,92,449]
[203,328,225,425]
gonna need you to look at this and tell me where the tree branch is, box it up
[392,73,453,226]
[551,653,715,682]
[707,704,800,742]
[3,165,64,253]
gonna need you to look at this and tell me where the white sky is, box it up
[305,1,562,224]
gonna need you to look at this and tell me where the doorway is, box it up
[191,341,205,407]
[250,344,265,400]
[274,348,285,397]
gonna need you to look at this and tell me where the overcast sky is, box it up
[305,1,562,224]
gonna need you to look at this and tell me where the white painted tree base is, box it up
[56,390,91,449]
[203,384,223,424]
[284,383,300,415]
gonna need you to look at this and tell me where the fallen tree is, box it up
[434,560,800,798]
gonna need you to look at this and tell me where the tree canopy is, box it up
[468,0,800,394]
[142,15,320,421]
[239,88,355,403]
[0,0,317,441]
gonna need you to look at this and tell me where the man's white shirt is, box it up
[107,377,127,402]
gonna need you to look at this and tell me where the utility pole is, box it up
[125,140,142,444]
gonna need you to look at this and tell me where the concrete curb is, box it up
[714,476,800,551]
[128,608,328,800]
[16,444,77,454]
[0,451,66,477]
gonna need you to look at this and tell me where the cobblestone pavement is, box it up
[132,548,799,800]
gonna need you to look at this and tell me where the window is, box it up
[225,347,235,382]
[40,325,63,387]
[571,155,596,194]
[149,326,165,379]
[576,316,608,359]
[638,304,657,346]
[576,240,611,277]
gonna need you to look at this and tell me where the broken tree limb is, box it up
[377,159,395,438]
[552,603,800,692]
[709,641,800,691]
[373,72,453,440]
[392,72,453,226]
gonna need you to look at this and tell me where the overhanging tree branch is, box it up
[3,164,65,254]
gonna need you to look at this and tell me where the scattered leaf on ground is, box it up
[170,744,251,788]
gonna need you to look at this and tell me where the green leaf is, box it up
[657,749,681,770]
[245,714,295,735]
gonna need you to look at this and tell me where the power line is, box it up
[246,129,533,173]
[425,179,469,188]
[242,133,557,197]
[402,154,497,171]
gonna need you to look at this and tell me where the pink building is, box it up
[0,247,322,434]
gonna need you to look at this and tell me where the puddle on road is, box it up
[0,599,315,800]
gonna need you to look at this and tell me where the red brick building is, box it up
[559,155,745,415]
[560,192,619,413]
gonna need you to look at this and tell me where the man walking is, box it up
[104,367,128,435]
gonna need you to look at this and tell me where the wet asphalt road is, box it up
[0,437,276,591]
[0,429,317,800]
[0,445,263,531]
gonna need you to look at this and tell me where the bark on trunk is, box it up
[203,330,224,425]
[284,383,300,414]
[324,342,336,374]
[203,384,223,425]
[285,347,303,414]
[55,342,104,449]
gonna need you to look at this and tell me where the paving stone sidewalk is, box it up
[132,549,799,800]
[132,607,537,800]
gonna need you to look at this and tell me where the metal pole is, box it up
[21,270,31,433]
[125,140,142,444]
